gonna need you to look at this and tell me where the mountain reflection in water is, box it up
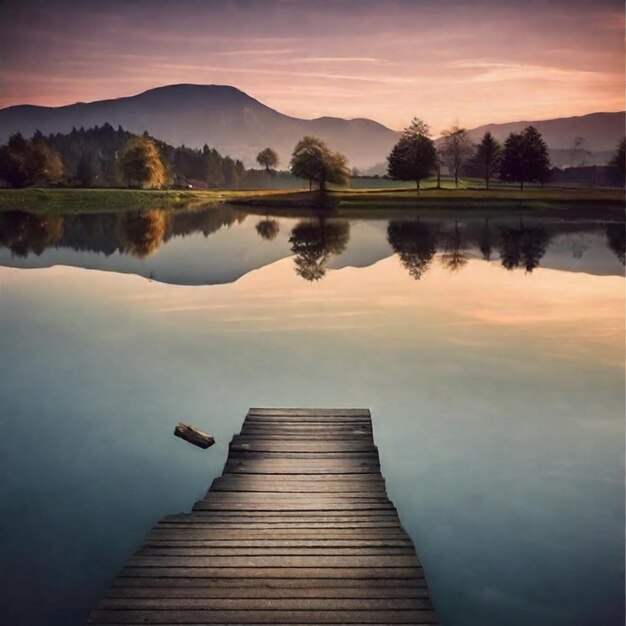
[0,206,623,285]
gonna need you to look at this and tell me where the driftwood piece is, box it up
[174,423,215,449]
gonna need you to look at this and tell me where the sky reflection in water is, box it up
[0,206,624,626]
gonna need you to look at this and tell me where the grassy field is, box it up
[0,187,293,213]
[0,184,623,214]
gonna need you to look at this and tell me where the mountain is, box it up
[464,112,624,152]
[0,84,623,170]
[363,111,625,174]
[0,84,399,170]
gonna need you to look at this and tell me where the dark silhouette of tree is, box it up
[117,210,169,258]
[387,118,436,192]
[288,217,350,281]
[119,138,166,188]
[0,211,63,256]
[386,219,437,279]
[256,148,279,173]
[499,126,550,190]
[440,219,468,272]
[606,223,625,265]
[498,220,551,272]
[478,218,493,260]
[474,132,501,189]
[0,133,63,187]
[290,136,349,191]
[76,151,97,187]
[609,138,625,187]
[256,218,280,241]
[440,125,472,187]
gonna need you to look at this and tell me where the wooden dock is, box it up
[88,408,438,624]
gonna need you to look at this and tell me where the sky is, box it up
[0,0,624,132]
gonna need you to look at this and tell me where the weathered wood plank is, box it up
[104,586,432,599]
[88,408,438,624]
[89,608,437,624]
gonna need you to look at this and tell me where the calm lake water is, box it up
[0,205,624,625]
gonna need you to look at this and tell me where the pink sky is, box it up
[0,0,624,132]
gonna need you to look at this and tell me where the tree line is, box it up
[1,121,623,190]
[0,125,254,189]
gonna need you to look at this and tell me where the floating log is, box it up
[174,423,215,449]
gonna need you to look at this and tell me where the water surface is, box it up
[0,205,624,625]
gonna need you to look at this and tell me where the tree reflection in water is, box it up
[0,211,64,257]
[117,210,170,259]
[387,219,437,280]
[498,220,551,273]
[440,219,469,273]
[606,224,625,265]
[478,218,493,261]
[255,218,280,241]
[289,217,350,281]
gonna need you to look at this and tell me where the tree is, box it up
[76,151,97,187]
[499,126,550,190]
[0,133,64,187]
[440,125,473,187]
[387,220,437,280]
[290,136,349,192]
[387,118,436,191]
[256,148,279,173]
[609,138,625,187]
[119,137,166,188]
[473,132,501,189]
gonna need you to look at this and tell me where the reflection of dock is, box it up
[88,408,438,624]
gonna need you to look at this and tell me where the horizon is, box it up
[0,0,624,133]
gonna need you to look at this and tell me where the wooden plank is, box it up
[97,597,432,609]
[247,408,371,416]
[89,608,437,623]
[110,577,431,589]
[118,566,424,578]
[104,586,432,599]
[88,408,438,624]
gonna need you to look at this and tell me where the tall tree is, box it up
[474,132,501,189]
[290,136,349,192]
[256,147,279,173]
[499,126,550,190]
[440,125,473,187]
[119,137,166,188]
[387,118,436,192]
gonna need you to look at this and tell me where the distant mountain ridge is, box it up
[0,84,623,169]
[0,84,398,169]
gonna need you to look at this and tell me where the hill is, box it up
[0,84,399,170]
[0,85,622,171]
